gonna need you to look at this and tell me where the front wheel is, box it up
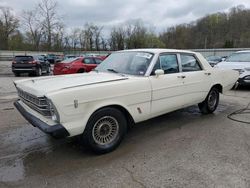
[82,107,127,154]
[198,87,219,114]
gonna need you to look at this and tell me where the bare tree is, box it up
[109,26,126,50]
[38,0,61,50]
[22,9,44,50]
[0,7,19,50]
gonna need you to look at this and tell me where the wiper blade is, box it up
[107,68,119,73]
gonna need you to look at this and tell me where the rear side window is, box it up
[94,58,103,64]
[180,54,202,72]
[14,56,33,61]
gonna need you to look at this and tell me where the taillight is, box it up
[29,61,37,64]
[12,61,16,64]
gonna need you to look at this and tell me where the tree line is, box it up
[0,1,250,52]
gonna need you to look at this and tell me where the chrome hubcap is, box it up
[92,116,119,145]
[208,90,217,109]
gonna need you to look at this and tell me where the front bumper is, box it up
[238,75,250,86]
[14,100,69,139]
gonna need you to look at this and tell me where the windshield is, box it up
[206,56,221,61]
[225,52,250,62]
[60,57,80,63]
[95,51,154,76]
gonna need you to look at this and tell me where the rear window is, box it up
[14,56,34,61]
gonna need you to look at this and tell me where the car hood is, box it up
[14,72,128,97]
[216,61,250,69]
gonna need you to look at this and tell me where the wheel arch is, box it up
[88,104,135,129]
[211,83,223,93]
[77,68,85,73]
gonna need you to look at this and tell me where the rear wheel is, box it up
[14,72,20,77]
[47,66,51,74]
[77,69,85,73]
[82,107,127,154]
[198,87,219,114]
[36,67,42,76]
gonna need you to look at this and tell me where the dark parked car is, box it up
[205,56,224,67]
[53,57,103,75]
[47,54,57,64]
[12,55,51,77]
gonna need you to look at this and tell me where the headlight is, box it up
[46,98,60,122]
[238,69,245,74]
[244,76,250,80]
[245,67,250,71]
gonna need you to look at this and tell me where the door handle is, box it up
[177,75,186,79]
[205,72,211,76]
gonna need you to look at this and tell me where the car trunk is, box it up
[13,56,35,68]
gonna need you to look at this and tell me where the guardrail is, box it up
[1,48,250,60]
[192,48,250,57]
[0,50,110,61]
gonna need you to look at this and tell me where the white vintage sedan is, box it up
[14,49,238,154]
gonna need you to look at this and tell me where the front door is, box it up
[149,53,185,118]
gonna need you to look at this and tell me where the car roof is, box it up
[235,50,250,53]
[117,48,196,54]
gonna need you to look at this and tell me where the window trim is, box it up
[178,53,204,72]
[150,53,180,75]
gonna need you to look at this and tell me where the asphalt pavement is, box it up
[0,61,250,188]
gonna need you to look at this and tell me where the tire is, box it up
[14,72,20,77]
[77,69,85,73]
[82,107,127,154]
[36,67,42,76]
[198,87,219,114]
[47,66,51,74]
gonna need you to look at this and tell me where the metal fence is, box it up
[0,50,111,61]
[1,48,250,60]
[192,48,250,57]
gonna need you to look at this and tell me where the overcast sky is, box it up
[1,0,250,33]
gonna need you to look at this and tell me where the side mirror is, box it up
[155,69,164,77]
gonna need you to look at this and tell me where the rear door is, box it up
[179,53,212,105]
[82,57,96,72]
[94,57,103,66]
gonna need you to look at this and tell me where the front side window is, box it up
[95,51,154,76]
[180,54,202,72]
[151,54,179,75]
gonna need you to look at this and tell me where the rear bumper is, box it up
[12,65,37,73]
[14,100,69,139]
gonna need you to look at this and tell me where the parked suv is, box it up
[12,55,51,77]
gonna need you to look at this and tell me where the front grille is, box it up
[17,88,51,117]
